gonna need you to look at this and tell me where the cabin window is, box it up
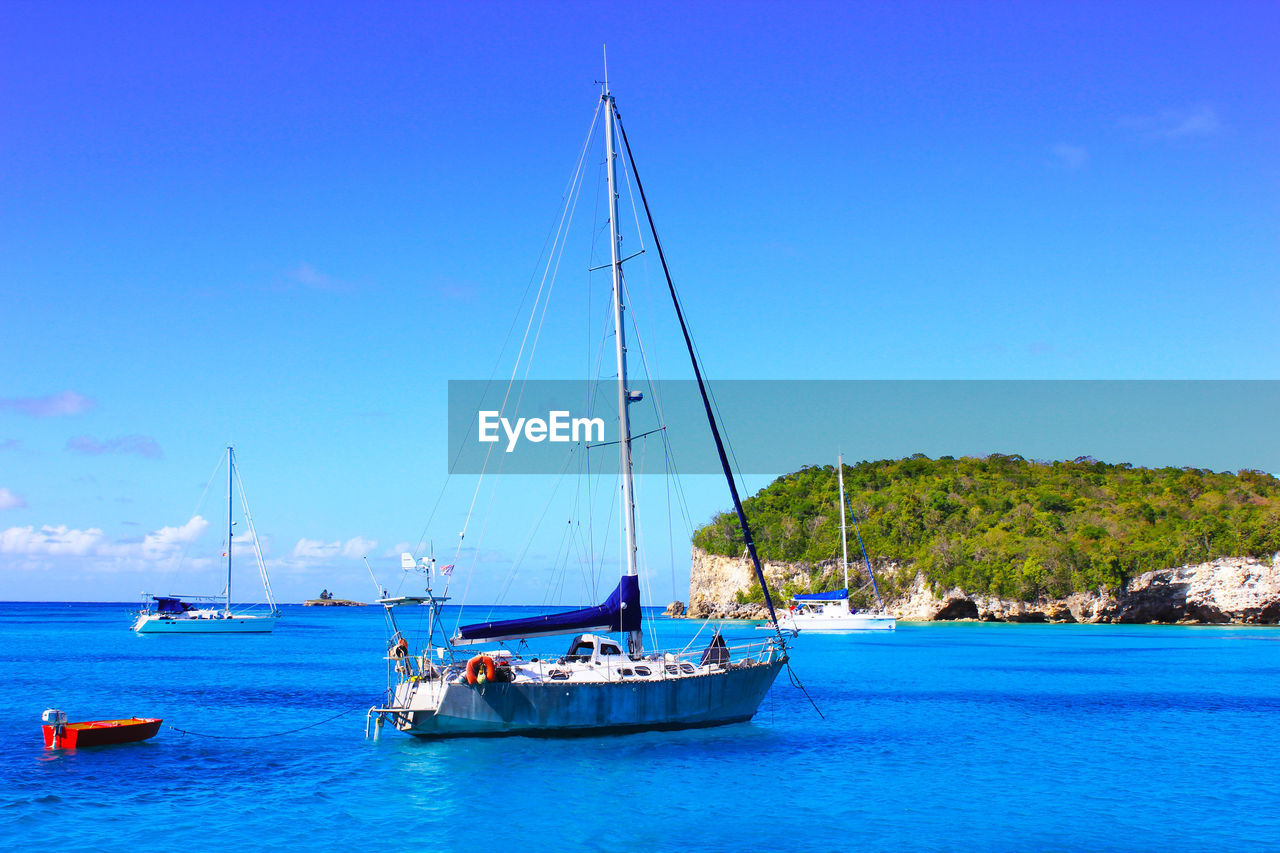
[600,643,621,656]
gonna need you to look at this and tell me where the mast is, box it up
[838,453,849,594]
[226,445,234,616]
[841,458,886,611]
[604,86,642,656]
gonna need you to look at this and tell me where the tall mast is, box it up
[838,453,849,594]
[226,445,234,616]
[604,87,642,656]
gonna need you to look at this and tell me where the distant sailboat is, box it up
[775,454,897,632]
[368,80,789,738]
[133,446,280,634]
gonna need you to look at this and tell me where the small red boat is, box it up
[42,709,162,749]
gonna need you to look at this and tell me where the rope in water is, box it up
[786,662,825,720]
[167,704,371,739]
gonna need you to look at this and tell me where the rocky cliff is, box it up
[686,547,1280,624]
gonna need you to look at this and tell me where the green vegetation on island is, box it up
[693,454,1280,603]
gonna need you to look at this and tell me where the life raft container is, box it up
[465,655,497,685]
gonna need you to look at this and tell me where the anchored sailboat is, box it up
[133,446,281,634]
[775,454,897,632]
[369,82,789,738]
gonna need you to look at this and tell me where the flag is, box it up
[440,563,454,576]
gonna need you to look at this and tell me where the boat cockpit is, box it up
[565,633,623,662]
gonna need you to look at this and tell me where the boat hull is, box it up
[43,718,162,749]
[787,614,897,632]
[393,659,786,738]
[134,614,278,633]
[764,612,897,632]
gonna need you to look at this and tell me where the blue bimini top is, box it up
[792,588,849,602]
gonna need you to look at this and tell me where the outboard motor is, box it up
[41,708,67,748]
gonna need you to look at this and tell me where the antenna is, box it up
[602,44,609,94]
[363,556,384,600]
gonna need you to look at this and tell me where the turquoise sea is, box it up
[3,602,1279,852]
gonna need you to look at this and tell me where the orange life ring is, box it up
[466,654,497,685]
[392,637,409,658]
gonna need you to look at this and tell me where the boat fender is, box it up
[465,655,497,685]
[391,637,409,659]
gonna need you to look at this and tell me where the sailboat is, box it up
[132,446,281,634]
[775,454,897,632]
[367,81,790,738]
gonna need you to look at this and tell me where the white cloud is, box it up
[1,524,106,556]
[1120,104,1221,139]
[291,536,377,560]
[342,536,377,558]
[1,515,207,562]
[1052,143,1088,169]
[0,487,26,510]
[0,391,95,417]
[292,538,336,559]
[142,515,209,558]
[1,515,377,603]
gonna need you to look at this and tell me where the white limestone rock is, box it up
[686,546,1280,624]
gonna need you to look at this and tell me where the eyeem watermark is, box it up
[448,379,1280,475]
[478,410,605,453]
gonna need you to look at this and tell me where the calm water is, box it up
[3,602,1279,851]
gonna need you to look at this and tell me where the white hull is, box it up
[784,613,897,632]
[133,613,279,634]
[788,612,890,630]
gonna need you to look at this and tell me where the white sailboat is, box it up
[133,446,281,634]
[776,454,897,632]
[368,81,790,739]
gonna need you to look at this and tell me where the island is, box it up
[688,454,1280,624]
[303,589,366,606]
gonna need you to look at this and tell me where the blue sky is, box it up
[2,1,1276,604]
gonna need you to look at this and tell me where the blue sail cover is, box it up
[455,576,641,645]
[793,588,848,601]
[154,596,194,614]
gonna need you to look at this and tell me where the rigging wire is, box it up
[451,101,601,627]
[233,453,277,611]
[414,105,600,556]
[614,143,704,619]
[610,102,784,633]
[488,443,585,612]
[150,452,227,595]
[409,100,604,588]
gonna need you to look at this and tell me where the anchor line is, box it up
[785,662,825,720]
[167,703,373,739]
